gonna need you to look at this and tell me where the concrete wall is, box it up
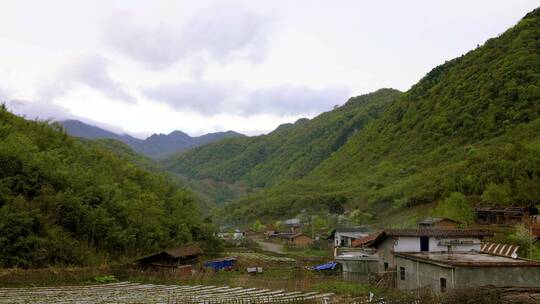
[337,258,378,274]
[396,256,454,293]
[377,239,397,273]
[396,257,540,292]
[455,266,540,288]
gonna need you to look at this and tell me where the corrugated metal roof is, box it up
[384,229,493,237]
[481,242,519,257]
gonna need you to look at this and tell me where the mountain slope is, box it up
[0,107,217,267]
[59,120,243,159]
[163,88,403,189]
[218,8,540,222]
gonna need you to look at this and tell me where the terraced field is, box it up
[0,282,334,303]
[229,252,296,262]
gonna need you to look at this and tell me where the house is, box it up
[418,217,460,229]
[272,233,314,247]
[283,218,301,233]
[217,229,244,240]
[135,243,203,268]
[474,205,538,225]
[367,229,493,272]
[332,227,371,247]
[395,251,540,293]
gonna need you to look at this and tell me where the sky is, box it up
[0,0,538,137]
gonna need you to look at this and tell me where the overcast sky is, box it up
[0,1,537,137]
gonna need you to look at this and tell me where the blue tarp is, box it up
[204,257,237,270]
[312,261,338,271]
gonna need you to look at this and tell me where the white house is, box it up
[366,229,493,272]
[333,227,371,247]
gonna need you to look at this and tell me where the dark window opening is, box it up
[384,262,389,270]
[440,277,447,292]
[420,236,429,252]
[400,267,405,280]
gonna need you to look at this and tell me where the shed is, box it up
[135,243,203,268]
[272,233,314,247]
[474,205,538,225]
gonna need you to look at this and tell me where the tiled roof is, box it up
[384,229,493,237]
[351,234,378,247]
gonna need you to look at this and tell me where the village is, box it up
[105,204,540,302]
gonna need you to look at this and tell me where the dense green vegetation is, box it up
[166,8,540,224]
[164,88,402,189]
[0,107,218,268]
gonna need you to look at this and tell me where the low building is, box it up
[395,251,540,293]
[418,218,460,229]
[135,243,203,268]
[332,227,371,247]
[474,205,538,225]
[368,229,493,272]
[217,229,244,240]
[336,252,379,282]
[283,218,301,233]
[272,233,314,247]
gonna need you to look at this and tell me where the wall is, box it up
[377,239,397,273]
[455,266,540,288]
[395,256,455,293]
[292,235,313,247]
[396,257,540,292]
[394,237,481,252]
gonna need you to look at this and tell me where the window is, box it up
[384,262,389,270]
[400,267,405,280]
[440,278,447,292]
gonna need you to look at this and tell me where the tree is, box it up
[251,220,265,233]
[433,192,474,226]
[481,182,512,205]
[507,223,540,259]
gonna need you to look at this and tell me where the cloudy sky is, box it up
[0,0,537,137]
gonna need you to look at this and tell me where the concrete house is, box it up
[395,251,540,293]
[333,227,371,247]
[368,229,493,272]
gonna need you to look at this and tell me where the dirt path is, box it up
[256,240,286,254]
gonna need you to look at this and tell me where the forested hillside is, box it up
[213,8,539,223]
[163,88,402,189]
[0,107,217,268]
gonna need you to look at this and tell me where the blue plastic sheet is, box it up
[204,258,237,270]
[312,261,338,271]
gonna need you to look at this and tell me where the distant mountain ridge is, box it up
[59,120,244,159]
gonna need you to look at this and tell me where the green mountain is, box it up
[163,88,402,189]
[0,106,218,268]
[167,8,540,224]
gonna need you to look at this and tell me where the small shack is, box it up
[135,243,203,269]
[272,233,314,247]
[418,217,460,229]
[474,205,538,225]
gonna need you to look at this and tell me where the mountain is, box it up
[0,107,217,268]
[163,88,402,189]
[167,8,540,224]
[59,120,244,159]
